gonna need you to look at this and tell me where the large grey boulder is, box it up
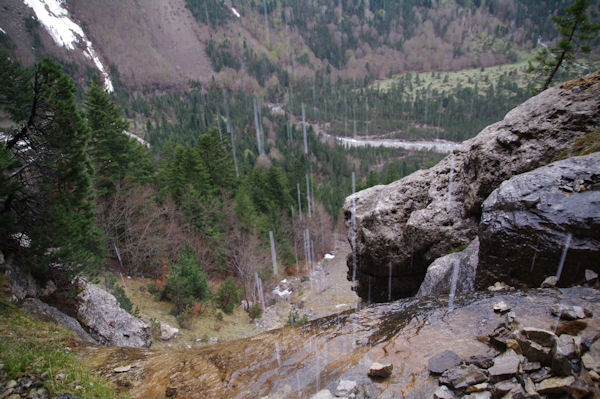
[74,278,151,348]
[343,76,600,302]
[22,298,97,344]
[3,259,39,302]
[418,237,479,297]
[476,153,600,289]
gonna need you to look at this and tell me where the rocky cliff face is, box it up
[344,73,600,302]
[476,152,600,290]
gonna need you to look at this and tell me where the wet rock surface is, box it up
[81,287,600,398]
[74,278,151,348]
[418,238,479,297]
[428,350,463,374]
[343,76,600,302]
[477,152,600,290]
[427,290,599,399]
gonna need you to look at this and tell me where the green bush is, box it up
[216,276,240,314]
[248,303,262,320]
[104,274,139,317]
[285,308,308,327]
[163,243,210,315]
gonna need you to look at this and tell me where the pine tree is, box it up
[85,76,153,194]
[534,0,600,91]
[1,57,103,272]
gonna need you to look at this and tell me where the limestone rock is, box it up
[417,238,479,297]
[467,354,494,370]
[477,153,600,290]
[22,298,97,344]
[582,339,600,372]
[493,301,510,313]
[335,380,357,397]
[160,322,179,341]
[552,334,577,376]
[428,350,463,375]
[311,389,335,399]
[439,364,487,390]
[368,362,393,378]
[541,276,558,288]
[462,392,491,399]
[535,376,574,395]
[4,260,38,302]
[488,350,522,382]
[519,327,557,348]
[74,278,151,348]
[343,80,600,302]
[492,380,519,396]
[585,269,598,283]
[432,384,455,399]
[551,303,592,320]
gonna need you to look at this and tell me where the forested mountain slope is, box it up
[2,0,597,90]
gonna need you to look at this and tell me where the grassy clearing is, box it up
[374,61,532,96]
[117,277,259,350]
[0,276,122,398]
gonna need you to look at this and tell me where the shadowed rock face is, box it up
[344,73,600,302]
[476,153,600,290]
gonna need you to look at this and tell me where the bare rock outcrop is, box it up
[74,278,151,348]
[476,152,600,290]
[343,73,600,302]
[22,297,97,344]
[417,237,479,297]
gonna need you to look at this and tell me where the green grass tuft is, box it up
[0,275,123,398]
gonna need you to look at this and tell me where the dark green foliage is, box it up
[248,303,262,320]
[185,0,230,27]
[104,273,139,316]
[85,76,154,194]
[533,0,600,90]
[0,55,102,273]
[216,276,240,314]
[163,243,210,315]
[206,38,241,72]
[285,307,308,327]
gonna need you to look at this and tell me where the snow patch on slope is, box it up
[0,27,6,35]
[22,0,113,92]
[231,7,240,18]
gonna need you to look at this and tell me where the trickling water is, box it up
[297,183,303,221]
[448,259,460,311]
[302,103,308,154]
[344,96,348,135]
[447,159,455,210]
[388,261,392,302]
[306,173,312,217]
[225,111,239,179]
[263,0,270,47]
[253,97,264,155]
[530,249,537,273]
[351,172,358,286]
[269,231,278,276]
[275,342,281,367]
[255,272,266,311]
[556,232,572,281]
[351,197,357,285]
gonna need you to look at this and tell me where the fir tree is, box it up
[1,57,103,272]
[85,76,153,194]
[534,0,600,91]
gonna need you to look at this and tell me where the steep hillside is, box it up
[3,0,598,91]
